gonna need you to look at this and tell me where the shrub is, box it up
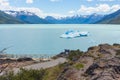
[0,63,66,80]
[116,50,120,55]
[73,63,84,70]
[67,49,83,61]
[0,68,46,80]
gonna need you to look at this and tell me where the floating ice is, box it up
[60,30,89,38]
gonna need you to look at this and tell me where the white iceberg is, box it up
[60,30,89,38]
[79,31,89,36]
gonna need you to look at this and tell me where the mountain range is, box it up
[0,11,24,24]
[45,14,104,24]
[0,9,120,24]
[4,10,49,24]
[96,9,120,24]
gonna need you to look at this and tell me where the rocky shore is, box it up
[0,57,35,74]
[56,43,120,80]
[0,43,120,80]
[0,56,56,75]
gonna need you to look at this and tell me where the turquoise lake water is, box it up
[0,24,120,57]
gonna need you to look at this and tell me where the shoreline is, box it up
[0,43,120,71]
[0,43,120,62]
[0,43,120,79]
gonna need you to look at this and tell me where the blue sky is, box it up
[0,0,120,18]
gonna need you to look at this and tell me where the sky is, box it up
[0,0,120,18]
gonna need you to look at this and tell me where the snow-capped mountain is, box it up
[2,10,104,24]
[0,10,24,24]
[4,10,49,24]
[96,9,120,24]
[45,14,104,24]
[83,13,105,23]
[4,10,34,17]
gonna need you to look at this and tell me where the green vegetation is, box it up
[67,49,83,61]
[73,63,84,70]
[1,44,120,80]
[0,63,65,80]
[0,68,46,80]
[43,63,64,80]
[116,50,120,55]
[0,49,84,80]
[97,54,103,58]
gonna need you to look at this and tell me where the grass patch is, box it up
[0,63,66,80]
[67,49,83,61]
[73,63,84,70]
[116,50,120,55]
[0,68,46,80]
[43,63,65,80]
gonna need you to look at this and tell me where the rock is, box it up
[85,63,99,75]
[55,49,70,58]
[57,44,120,80]
[113,43,120,47]
[17,57,33,62]
[88,46,97,51]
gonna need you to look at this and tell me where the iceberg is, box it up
[60,30,89,38]
[79,31,89,36]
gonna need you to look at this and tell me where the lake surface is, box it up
[0,24,120,57]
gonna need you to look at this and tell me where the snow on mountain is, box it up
[4,10,34,17]
[3,10,104,24]
[44,14,104,24]
[0,10,24,24]
[3,10,49,24]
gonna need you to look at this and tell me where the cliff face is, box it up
[56,44,120,80]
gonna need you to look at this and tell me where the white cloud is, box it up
[78,4,120,15]
[26,0,33,4]
[68,10,75,14]
[0,0,66,18]
[0,0,120,18]
[99,0,114,1]
[87,0,115,1]
[111,5,120,12]
[0,5,66,18]
[1,6,45,17]
[87,0,93,2]
[50,0,62,2]
[0,0,9,6]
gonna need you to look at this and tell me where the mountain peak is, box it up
[45,16,56,20]
[96,9,120,24]
[4,10,35,17]
[0,10,24,24]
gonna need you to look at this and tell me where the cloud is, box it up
[26,0,33,4]
[0,0,120,18]
[98,0,114,1]
[0,0,65,18]
[50,0,62,2]
[78,4,120,15]
[1,6,45,17]
[68,10,75,14]
[111,5,120,11]
[0,0,9,6]
[0,4,66,18]
[87,0,115,1]
[87,0,93,1]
